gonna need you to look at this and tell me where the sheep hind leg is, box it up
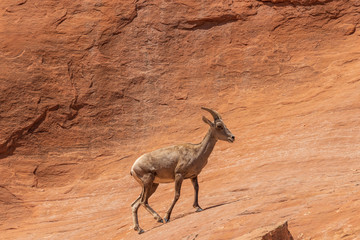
[141,177,163,223]
[131,187,143,207]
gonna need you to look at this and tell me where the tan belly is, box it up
[154,176,174,183]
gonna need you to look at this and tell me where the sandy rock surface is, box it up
[1,0,360,239]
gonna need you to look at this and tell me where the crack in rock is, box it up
[0,105,60,159]
[0,186,23,204]
[258,0,334,6]
[176,14,243,30]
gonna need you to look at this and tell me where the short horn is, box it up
[201,107,222,121]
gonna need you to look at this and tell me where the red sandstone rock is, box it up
[1,0,360,239]
[237,221,294,240]
[259,0,330,5]
[262,222,294,240]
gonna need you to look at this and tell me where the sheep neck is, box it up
[196,128,217,162]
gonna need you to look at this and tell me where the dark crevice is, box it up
[33,166,39,175]
[0,105,60,159]
[98,4,138,47]
[176,14,242,31]
[53,10,68,28]
[17,0,27,6]
[258,0,335,7]
[64,60,87,123]
[0,186,23,204]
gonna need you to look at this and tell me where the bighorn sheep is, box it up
[130,107,235,234]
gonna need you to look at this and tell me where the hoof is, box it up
[157,218,164,223]
[134,226,144,234]
[164,218,170,223]
[195,207,203,212]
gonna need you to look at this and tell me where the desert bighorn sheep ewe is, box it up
[130,107,235,234]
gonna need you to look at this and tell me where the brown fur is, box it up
[130,107,235,234]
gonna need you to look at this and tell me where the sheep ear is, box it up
[202,116,214,127]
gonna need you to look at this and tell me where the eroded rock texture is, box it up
[238,221,294,240]
[1,0,360,239]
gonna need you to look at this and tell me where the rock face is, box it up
[238,221,294,240]
[262,222,294,240]
[1,0,360,239]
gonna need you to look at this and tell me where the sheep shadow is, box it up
[147,197,251,233]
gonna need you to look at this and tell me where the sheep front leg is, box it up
[191,176,203,212]
[164,173,183,222]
